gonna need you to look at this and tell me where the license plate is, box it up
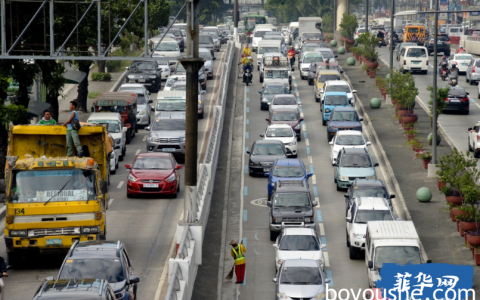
[162,148,176,152]
[144,184,159,188]
[46,239,62,246]
[264,168,270,172]
[413,62,420,65]
[462,63,468,66]
[138,79,146,82]
[450,99,460,102]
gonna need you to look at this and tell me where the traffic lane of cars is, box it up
[238,59,389,300]
[378,46,480,154]
[1,47,225,300]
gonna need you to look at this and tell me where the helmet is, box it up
[460,46,464,49]
[246,61,251,66]
[442,55,446,59]
[452,64,457,68]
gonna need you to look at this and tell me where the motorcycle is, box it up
[449,77,458,87]
[378,37,385,48]
[440,67,448,81]
[243,68,252,86]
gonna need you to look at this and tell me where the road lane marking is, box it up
[246,119,249,124]
[305,138,310,146]
[295,88,298,93]
[142,135,147,142]
[108,198,114,208]
[315,197,320,208]
[306,147,310,155]
[313,186,318,197]
[244,186,248,196]
[303,132,308,139]
[245,147,248,152]
[246,88,249,93]
[246,97,249,102]
[243,210,247,221]
[319,223,325,236]
[135,149,141,156]
[244,165,248,173]
[309,165,314,173]
[246,132,249,139]
[326,270,333,286]
[294,83,297,87]
[246,107,249,113]
[317,210,323,222]
[308,156,312,163]
[312,175,316,184]
[296,92,299,97]
[324,251,330,267]
[117,181,124,189]
[302,124,306,131]
[300,112,304,118]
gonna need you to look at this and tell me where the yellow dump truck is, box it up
[4,124,113,264]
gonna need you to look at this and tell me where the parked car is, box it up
[443,86,469,114]
[466,58,480,85]
[273,259,330,299]
[125,152,182,198]
[259,83,290,110]
[56,241,140,300]
[125,60,162,92]
[326,107,363,141]
[329,130,370,165]
[333,148,379,191]
[266,108,303,141]
[247,140,288,176]
[261,124,298,158]
[265,158,312,199]
[273,228,325,272]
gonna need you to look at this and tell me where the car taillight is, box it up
[454,61,458,65]
[473,65,476,73]
[445,98,449,101]
[404,60,406,65]
[426,61,429,65]
[462,97,469,102]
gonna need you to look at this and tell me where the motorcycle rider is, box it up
[238,57,253,82]
[287,46,296,66]
[449,64,459,85]
[411,33,418,44]
[242,44,251,58]
[457,45,466,54]
[437,55,448,75]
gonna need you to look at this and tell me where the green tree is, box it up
[149,0,171,37]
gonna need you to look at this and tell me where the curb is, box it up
[109,70,128,92]
[340,64,430,263]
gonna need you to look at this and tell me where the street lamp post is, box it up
[432,0,439,164]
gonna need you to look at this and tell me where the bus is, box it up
[244,15,268,33]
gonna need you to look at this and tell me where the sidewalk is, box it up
[335,50,480,289]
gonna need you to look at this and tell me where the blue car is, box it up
[326,107,363,141]
[265,158,312,199]
[333,148,379,191]
[321,92,350,126]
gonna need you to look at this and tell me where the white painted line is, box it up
[135,149,141,156]
[142,135,147,142]
[154,233,178,300]
[312,175,316,185]
[117,181,124,189]
[108,198,114,208]
[300,112,304,118]
[296,92,300,97]
[302,124,306,131]
[294,83,298,88]
[315,197,320,209]
[324,251,330,267]
[319,223,325,236]
[305,139,310,146]
[308,156,312,164]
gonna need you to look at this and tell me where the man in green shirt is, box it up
[37,109,57,125]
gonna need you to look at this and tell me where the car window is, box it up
[448,88,467,97]
[152,119,185,131]
[265,70,289,79]
[340,154,372,167]
[320,51,334,59]
[335,135,364,145]
[303,55,323,63]
[375,246,421,268]
[331,111,358,121]
[156,100,186,111]
[279,235,319,250]
[271,112,297,121]
[59,258,125,283]
[199,35,213,43]
[324,95,348,105]
[133,156,173,170]
[254,31,269,38]
[352,186,388,198]
[155,43,179,51]
[266,127,294,137]
[272,166,304,177]
[318,74,340,82]
[274,193,309,207]
[406,48,427,57]
[280,267,322,285]
[130,61,156,71]
[273,97,296,105]
[88,121,121,133]
[456,55,472,60]
[252,144,284,155]
[355,210,393,223]
[476,60,480,68]
[264,86,286,94]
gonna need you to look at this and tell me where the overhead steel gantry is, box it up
[0,0,160,61]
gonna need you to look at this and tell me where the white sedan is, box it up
[321,80,357,105]
[260,123,298,157]
[329,131,371,165]
[449,54,473,73]
[273,228,326,272]
[108,134,119,174]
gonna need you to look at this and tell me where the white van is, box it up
[152,38,180,58]
[399,46,429,74]
[252,28,273,51]
[365,221,430,288]
[256,40,282,70]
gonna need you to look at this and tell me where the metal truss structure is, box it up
[0,0,157,61]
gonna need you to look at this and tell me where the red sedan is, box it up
[125,152,182,198]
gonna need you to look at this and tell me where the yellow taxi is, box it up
[314,69,342,102]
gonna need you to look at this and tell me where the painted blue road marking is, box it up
[306,147,310,155]
[309,165,314,174]
[304,132,308,139]
[299,107,303,112]
[246,119,249,124]
[244,186,248,196]
[326,270,333,286]
[295,88,298,93]
[246,88,249,93]
[246,97,249,102]
[243,210,248,221]
[242,237,247,248]
[244,165,248,173]
[297,97,300,102]
[245,147,248,153]
[246,132,249,139]
[313,186,318,197]
[317,210,322,222]
[246,107,250,113]
[471,98,476,103]
[321,237,327,250]
[301,121,305,125]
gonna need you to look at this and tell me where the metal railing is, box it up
[467,36,480,42]
[164,263,182,300]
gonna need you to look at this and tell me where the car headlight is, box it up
[329,126,338,131]
[305,217,312,223]
[294,124,301,130]
[271,182,275,187]
[128,174,138,182]
[262,98,268,102]
[339,175,349,181]
[115,138,121,144]
[165,173,176,183]
[289,141,296,146]
[325,108,330,113]
[179,137,185,143]
[10,230,27,237]
[127,75,136,79]
[149,75,157,79]
[315,293,326,299]
[82,226,100,233]
[353,233,365,239]
[367,175,377,179]
[277,292,288,299]
[275,217,282,224]
[138,109,147,116]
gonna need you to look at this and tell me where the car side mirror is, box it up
[125,67,129,70]
[321,100,324,104]
[467,92,470,95]
[344,193,349,198]
[468,127,473,131]
[265,118,270,121]
[272,278,277,283]
[213,57,216,60]
[335,55,338,58]
[99,180,108,195]
[115,145,121,150]
[390,194,396,199]
[125,164,131,169]
[346,216,352,222]
[340,70,344,74]
[129,276,140,284]
[145,126,150,131]
[259,91,262,94]
[122,127,128,132]
[246,151,251,154]
[427,259,432,263]
[367,141,371,146]
[329,141,333,145]
[176,165,183,170]
[374,163,379,167]
[332,163,338,167]
[352,90,357,93]
[313,200,318,206]
[368,261,373,268]
[307,173,312,178]
[273,243,278,248]
[359,118,364,122]
[267,201,272,207]
[298,102,302,105]
[260,134,264,137]
[148,100,153,103]
[91,107,94,112]
[325,279,331,283]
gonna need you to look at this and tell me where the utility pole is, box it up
[234,0,239,42]
[388,0,395,95]
[179,0,203,223]
[366,0,369,32]
[432,0,439,164]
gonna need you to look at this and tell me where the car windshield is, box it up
[199,52,211,60]
[274,193,309,207]
[272,112,297,121]
[303,33,322,39]
[59,258,124,283]
[156,101,186,111]
[375,246,421,269]
[272,166,304,177]
[455,55,472,60]
[97,106,127,113]
[264,86,285,94]
[325,95,348,106]
[358,29,366,33]
[266,127,294,138]
[252,144,284,155]
[259,47,280,54]
[199,35,213,44]
[302,46,319,52]
[318,74,340,82]
[12,169,97,203]
[89,121,121,133]
[152,119,185,131]
[135,97,146,105]
[406,48,427,57]
[156,43,179,51]
[265,71,289,78]
[280,267,322,285]
[320,51,334,59]
[352,186,388,198]
[273,97,296,105]
[340,154,372,167]
[336,135,364,145]
[326,85,350,93]
[303,55,323,63]
[129,61,156,71]
[119,87,144,94]
[254,31,269,37]
[171,84,187,91]
[331,111,357,121]
[166,77,185,87]
[133,156,173,169]
[354,210,392,223]
[279,235,319,251]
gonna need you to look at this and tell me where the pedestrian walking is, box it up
[229,240,246,284]
[62,101,83,157]
[37,109,57,125]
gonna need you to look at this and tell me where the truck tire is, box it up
[7,252,21,267]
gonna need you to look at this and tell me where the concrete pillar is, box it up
[336,0,347,31]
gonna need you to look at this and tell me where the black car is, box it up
[424,34,450,56]
[344,179,395,213]
[259,83,290,110]
[33,279,117,300]
[56,241,140,300]
[443,86,470,114]
[125,60,161,92]
[247,140,288,176]
[268,180,317,241]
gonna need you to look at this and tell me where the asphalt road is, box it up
[236,52,391,299]
[378,46,480,154]
[1,46,226,300]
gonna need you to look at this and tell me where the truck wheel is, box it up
[349,246,357,259]
[7,252,21,267]
[270,230,277,241]
[126,130,131,144]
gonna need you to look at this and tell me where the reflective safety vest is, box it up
[232,246,245,265]
[243,47,251,57]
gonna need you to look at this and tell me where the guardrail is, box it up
[165,40,235,300]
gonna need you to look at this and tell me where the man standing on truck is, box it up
[63,101,84,158]
[37,109,56,125]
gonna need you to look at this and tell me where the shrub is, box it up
[91,72,112,81]
[106,60,121,72]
